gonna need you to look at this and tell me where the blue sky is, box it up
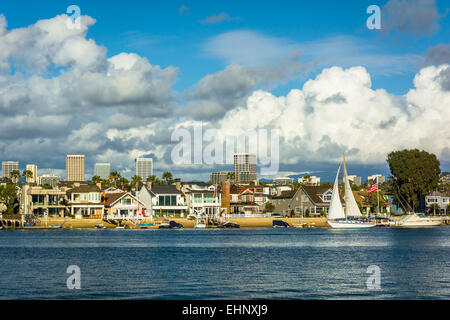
[0,0,449,182]
[2,0,448,94]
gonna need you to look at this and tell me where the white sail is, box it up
[328,165,345,220]
[343,156,363,217]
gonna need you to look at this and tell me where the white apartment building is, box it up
[135,158,153,180]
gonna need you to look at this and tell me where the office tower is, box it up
[210,172,228,185]
[2,161,19,179]
[25,164,38,183]
[135,158,153,180]
[234,153,257,184]
[94,163,111,180]
[66,155,85,181]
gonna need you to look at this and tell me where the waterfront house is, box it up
[67,183,104,218]
[272,185,342,217]
[181,182,221,216]
[229,185,264,215]
[103,191,145,218]
[135,185,153,216]
[22,185,67,217]
[425,191,449,214]
[149,185,188,217]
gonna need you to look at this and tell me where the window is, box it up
[194,194,202,203]
[295,207,301,213]
[121,198,132,205]
[204,194,214,203]
[159,195,176,206]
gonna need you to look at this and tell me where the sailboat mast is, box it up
[343,152,347,219]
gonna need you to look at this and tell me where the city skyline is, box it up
[0,0,448,183]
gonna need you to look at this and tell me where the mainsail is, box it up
[343,154,363,217]
[328,165,345,220]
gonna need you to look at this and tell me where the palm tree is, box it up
[109,171,121,187]
[147,175,156,182]
[162,171,173,184]
[9,170,21,183]
[118,177,129,191]
[131,175,143,189]
[22,170,33,183]
[227,172,235,183]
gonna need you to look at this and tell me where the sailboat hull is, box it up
[327,220,376,229]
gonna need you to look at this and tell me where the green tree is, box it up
[387,149,441,210]
[162,171,173,184]
[91,175,102,183]
[147,175,156,182]
[447,203,450,214]
[118,177,129,190]
[22,169,33,183]
[131,175,143,189]
[227,172,235,183]
[109,171,121,187]
[0,184,18,205]
[264,202,275,213]
[9,170,21,183]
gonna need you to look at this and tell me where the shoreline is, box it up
[2,217,330,230]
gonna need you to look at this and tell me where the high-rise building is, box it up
[38,174,61,188]
[94,163,111,180]
[135,158,153,180]
[2,161,19,180]
[66,155,85,181]
[234,153,257,184]
[26,164,38,183]
[210,172,228,185]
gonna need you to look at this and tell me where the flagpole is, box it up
[377,187,380,214]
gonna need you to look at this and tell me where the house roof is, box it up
[301,185,333,204]
[149,185,183,195]
[67,184,101,194]
[103,192,127,206]
[102,191,145,207]
[271,190,297,199]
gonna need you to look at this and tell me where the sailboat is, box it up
[327,154,376,229]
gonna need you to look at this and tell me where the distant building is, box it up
[38,174,61,188]
[66,155,85,181]
[26,164,38,183]
[94,163,111,180]
[135,158,153,180]
[210,172,228,185]
[234,153,257,184]
[367,174,385,184]
[425,191,449,215]
[273,177,294,185]
[298,175,320,186]
[2,161,19,179]
[347,175,361,186]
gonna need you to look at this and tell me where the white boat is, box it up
[194,219,207,229]
[327,153,376,229]
[395,213,442,228]
[193,209,207,228]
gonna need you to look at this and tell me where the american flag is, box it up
[368,177,378,194]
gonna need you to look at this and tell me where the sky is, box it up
[0,0,449,182]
